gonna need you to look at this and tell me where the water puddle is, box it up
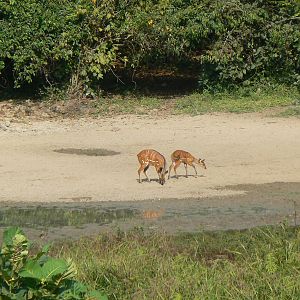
[53,148,120,156]
[0,182,300,242]
[0,206,138,229]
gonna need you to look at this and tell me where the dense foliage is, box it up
[0,227,107,299]
[0,0,299,91]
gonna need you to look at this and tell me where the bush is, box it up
[198,0,300,89]
[0,0,120,92]
[0,227,107,299]
[0,0,299,91]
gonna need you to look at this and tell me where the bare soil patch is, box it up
[53,148,120,156]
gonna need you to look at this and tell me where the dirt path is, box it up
[0,114,299,203]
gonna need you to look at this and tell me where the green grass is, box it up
[93,96,166,115]
[91,84,300,116]
[277,106,300,118]
[52,225,300,299]
[31,82,300,117]
[174,84,300,115]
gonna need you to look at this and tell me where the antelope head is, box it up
[159,168,168,185]
[197,158,207,169]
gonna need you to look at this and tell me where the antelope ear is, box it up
[202,159,205,162]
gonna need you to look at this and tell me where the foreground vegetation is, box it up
[50,224,300,299]
[2,224,300,299]
[0,227,107,299]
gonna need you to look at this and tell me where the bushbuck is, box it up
[168,150,206,179]
[137,149,168,185]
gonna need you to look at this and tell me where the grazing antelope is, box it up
[168,150,206,179]
[137,149,168,185]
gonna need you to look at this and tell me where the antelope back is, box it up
[138,149,165,167]
[172,150,194,162]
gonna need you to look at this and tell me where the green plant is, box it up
[0,227,107,299]
[55,225,300,299]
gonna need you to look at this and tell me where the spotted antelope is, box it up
[168,150,206,179]
[137,149,168,185]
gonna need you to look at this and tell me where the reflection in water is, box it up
[0,182,299,241]
[142,209,165,219]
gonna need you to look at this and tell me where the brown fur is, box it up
[168,150,206,179]
[137,149,168,185]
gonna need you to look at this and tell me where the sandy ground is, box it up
[0,113,300,203]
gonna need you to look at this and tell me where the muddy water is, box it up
[0,182,300,242]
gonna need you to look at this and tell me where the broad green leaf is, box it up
[41,258,68,281]
[15,288,27,300]
[33,243,51,262]
[19,260,43,280]
[2,227,25,247]
[1,228,102,299]
[57,280,87,299]
[41,243,51,254]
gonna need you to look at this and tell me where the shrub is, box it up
[0,0,299,91]
[0,227,107,299]
[0,0,120,92]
